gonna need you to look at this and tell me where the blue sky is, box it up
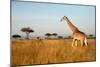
[11,1,95,37]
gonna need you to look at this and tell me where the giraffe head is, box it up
[60,16,67,22]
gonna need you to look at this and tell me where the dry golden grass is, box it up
[11,39,96,66]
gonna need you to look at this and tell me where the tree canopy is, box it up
[21,27,34,33]
[58,36,63,39]
[12,34,21,38]
[52,33,58,36]
[45,33,51,37]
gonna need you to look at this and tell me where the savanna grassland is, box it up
[11,39,96,66]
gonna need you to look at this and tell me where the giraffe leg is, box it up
[72,39,75,48]
[84,38,88,46]
[75,40,78,47]
[80,40,84,47]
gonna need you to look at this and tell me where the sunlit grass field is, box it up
[11,39,96,66]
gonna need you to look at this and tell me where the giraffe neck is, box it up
[65,17,79,33]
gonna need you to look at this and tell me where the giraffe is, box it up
[60,16,88,47]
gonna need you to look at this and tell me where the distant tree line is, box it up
[12,27,95,39]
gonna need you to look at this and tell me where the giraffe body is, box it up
[61,16,88,47]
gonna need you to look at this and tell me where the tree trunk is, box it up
[26,32,29,39]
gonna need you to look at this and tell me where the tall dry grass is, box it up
[11,39,96,66]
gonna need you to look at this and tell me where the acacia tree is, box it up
[45,33,51,39]
[89,34,93,38]
[67,36,72,39]
[52,33,58,37]
[12,34,21,39]
[58,36,63,39]
[52,33,58,39]
[21,27,34,39]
